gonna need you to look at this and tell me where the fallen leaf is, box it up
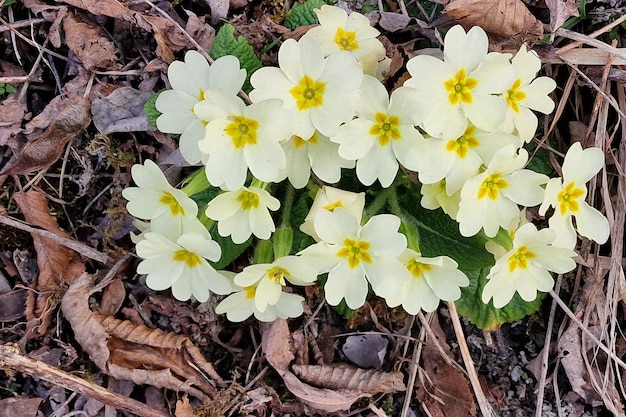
[444,0,543,45]
[342,333,388,369]
[0,397,43,417]
[62,12,119,70]
[201,0,229,24]
[545,0,579,32]
[100,279,126,316]
[262,319,374,413]
[292,364,405,394]
[369,11,412,32]
[0,96,26,147]
[61,273,224,401]
[416,315,476,417]
[91,87,152,133]
[174,396,194,417]
[14,190,86,337]
[1,96,91,175]
[0,289,27,322]
[55,0,201,61]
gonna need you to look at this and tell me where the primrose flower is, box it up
[332,75,426,187]
[500,44,557,142]
[539,142,609,249]
[390,249,469,314]
[205,186,280,244]
[250,36,363,139]
[420,181,461,220]
[215,278,305,322]
[195,92,291,191]
[122,160,198,238]
[457,146,549,238]
[300,186,366,241]
[279,131,354,189]
[405,25,513,138]
[233,256,318,312]
[298,208,411,309]
[414,125,521,195]
[482,223,577,308]
[136,231,231,302]
[304,5,387,67]
[155,52,246,164]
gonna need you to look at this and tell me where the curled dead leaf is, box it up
[14,190,85,337]
[61,273,223,401]
[262,319,404,413]
[1,97,91,175]
[444,0,543,45]
[545,0,579,32]
[291,364,405,394]
[0,96,26,147]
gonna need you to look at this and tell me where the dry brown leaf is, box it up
[100,279,126,316]
[91,87,152,133]
[1,96,91,175]
[62,12,119,70]
[292,364,405,394]
[0,289,28,322]
[444,0,543,45]
[14,190,85,337]
[55,0,199,61]
[262,319,372,413]
[61,273,223,401]
[416,315,476,417]
[200,0,229,24]
[0,397,43,417]
[0,96,26,147]
[545,0,578,32]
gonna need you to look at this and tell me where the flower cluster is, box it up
[122,5,610,322]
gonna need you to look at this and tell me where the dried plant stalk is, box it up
[291,364,405,394]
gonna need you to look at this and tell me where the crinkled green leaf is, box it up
[143,91,162,128]
[210,24,262,93]
[398,184,493,270]
[190,188,252,270]
[454,268,546,331]
[284,0,326,29]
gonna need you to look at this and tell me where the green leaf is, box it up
[454,268,546,331]
[290,191,315,253]
[143,91,162,128]
[210,24,262,94]
[0,0,16,7]
[524,140,553,175]
[284,0,326,29]
[397,184,493,270]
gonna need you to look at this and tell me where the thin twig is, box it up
[0,344,170,417]
[0,214,110,264]
[447,301,498,417]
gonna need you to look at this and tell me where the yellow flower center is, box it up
[224,116,259,148]
[159,191,185,216]
[266,266,289,286]
[244,286,257,299]
[236,190,260,211]
[505,79,527,113]
[294,133,319,148]
[405,259,433,279]
[369,112,401,146]
[446,125,479,158]
[334,28,359,51]
[507,246,536,272]
[337,238,372,268]
[477,173,508,200]
[557,182,585,215]
[323,200,343,211]
[444,69,478,105]
[290,75,326,111]
[173,249,202,268]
